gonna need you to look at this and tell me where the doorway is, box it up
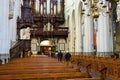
[40,40,55,55]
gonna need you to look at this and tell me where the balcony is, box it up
[30,27,68,38]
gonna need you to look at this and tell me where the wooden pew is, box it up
[0,55,89,79]
[0,68,77,74]
[65,78,101,80]
[0,72,89,79]
[70,55,120,80]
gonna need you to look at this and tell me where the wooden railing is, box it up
[10,40,24,59]
[10,40,31,60]
[70,54,120,80]
[0,60,2,65]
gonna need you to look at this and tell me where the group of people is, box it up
[57,51,71,65]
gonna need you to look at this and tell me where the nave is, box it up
[0,55,100,80]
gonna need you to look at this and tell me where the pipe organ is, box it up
[18,0,66,40]
[31,0,64,15]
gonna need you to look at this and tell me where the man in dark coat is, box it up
[57,51,63,62]
[65,51,71,65]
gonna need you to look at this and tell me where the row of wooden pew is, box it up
[70,55,120,80]
[0,55,100,80]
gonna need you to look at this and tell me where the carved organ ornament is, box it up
[18,0,66,39]
[21,0,64,23]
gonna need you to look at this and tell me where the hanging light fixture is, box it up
[92,8,99,18]
[92,0,99,19]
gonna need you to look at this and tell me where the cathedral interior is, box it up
[0,0,120,80]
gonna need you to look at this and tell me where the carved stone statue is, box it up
[20,29,25,39]
[20,27,30,39]
[116,2,120,22]
[25,27,30,39]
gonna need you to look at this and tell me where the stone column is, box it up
[75,2,82,53]
[10,0,22,42]
[69,13,75,52]
[97,3,113,56]
[0,0,10,64]
[83,5,94,55]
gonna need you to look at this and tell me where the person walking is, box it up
[65,51,71,65]
[57,51,63,62]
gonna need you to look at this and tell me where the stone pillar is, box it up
[0,0,10,64]
[97,3,113,56]
[10,0,22,42]
[75,2,82,53]
[69,12,75,53]
[83,5,94,55]
[68,19,72,52]
[97,12,105,56]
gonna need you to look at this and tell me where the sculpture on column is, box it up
[9,0,14,19]
[116,2,120,22]
[25,27,31,39]
[20,29,25,39]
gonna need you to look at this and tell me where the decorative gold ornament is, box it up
[93,11,99,18]
[92,0,99,19]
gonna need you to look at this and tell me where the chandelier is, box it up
[92,0,99,19]
[82,0,99,19]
